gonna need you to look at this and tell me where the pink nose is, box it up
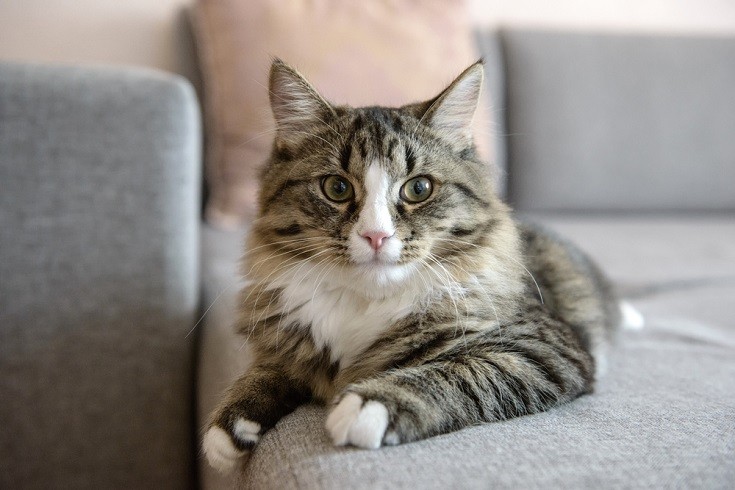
[361,230,392,250]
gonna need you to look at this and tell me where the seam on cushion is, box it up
[617,276,735,299]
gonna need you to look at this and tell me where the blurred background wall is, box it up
[468,0,735,32]
[1,0,734,82]
[0,0,197,79]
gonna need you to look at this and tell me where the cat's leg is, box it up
[203,364,308,471]
[327,321,594,448]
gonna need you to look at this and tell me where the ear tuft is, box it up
[269,59,335,141]
[422,61,484,147]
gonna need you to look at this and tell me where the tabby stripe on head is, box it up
[389,112,404,132]
[275,144,294,162]
[450,227,475,237]
[365,107,390,127]
[275,223,302,236]
[459,147,474,160]
[386,138,398,159]
[372,121,386,146]
[346,201,358,219]
[340,143,352,172]
[359,138,369,161]
[265,178,309,208]
[405,146,416,174]
[450,182,489,207]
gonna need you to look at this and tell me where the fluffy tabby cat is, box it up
[203,59,622,471]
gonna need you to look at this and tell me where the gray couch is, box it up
[2,29,734,489]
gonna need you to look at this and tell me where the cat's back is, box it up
[515,219,621,373]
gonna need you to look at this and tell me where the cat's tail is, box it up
[619,301,645,330]
[594,302,644,379]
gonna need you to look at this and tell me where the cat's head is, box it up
[248,59,519,296]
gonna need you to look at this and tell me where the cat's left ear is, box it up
[414,61,484,148]
[269,58,336,145]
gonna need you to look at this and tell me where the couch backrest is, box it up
[483,29,735,213]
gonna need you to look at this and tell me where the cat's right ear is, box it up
[403,61,484,150]
[269,59,336,144]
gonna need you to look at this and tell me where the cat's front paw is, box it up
[202,418,261,472]
[326,393,393,449]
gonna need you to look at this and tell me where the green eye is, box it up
[401,176,433,203]
[321,175,354,202]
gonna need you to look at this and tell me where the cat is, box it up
[203,58,622,472]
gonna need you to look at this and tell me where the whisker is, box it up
[243,250,321,329]
[437,236,544,304]
[184,280,240,339]
[245,235,325,256]
[423,253,464,342]
[245,240,327,278]
[233,128,280,150]
[430,246,501,330]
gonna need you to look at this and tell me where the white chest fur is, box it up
[271,263,421,367]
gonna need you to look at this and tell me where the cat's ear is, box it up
[410,61,484,148]
[269,59,335,143]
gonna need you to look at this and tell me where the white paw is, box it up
[325,393,390,449]
[202,419,260,472]
[233,418,261,444]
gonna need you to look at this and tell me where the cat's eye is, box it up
[400,176,433,203]
[321,175,354,202]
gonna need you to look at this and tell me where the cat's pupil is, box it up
[413,180,428,196]
[333,180,347,195]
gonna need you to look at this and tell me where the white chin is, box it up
[356,262,411,287]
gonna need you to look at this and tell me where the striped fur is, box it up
[204,60,620,468]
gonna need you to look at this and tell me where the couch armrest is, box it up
[0,62,201,488]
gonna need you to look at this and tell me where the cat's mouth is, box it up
[352,250,401,267]
[352,260,413,287]
[370,253,397,265]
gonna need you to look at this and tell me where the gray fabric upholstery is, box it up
[197,224,250,490]
[0,63,201,489]
[197,217,735,489]
[500,30,735,212]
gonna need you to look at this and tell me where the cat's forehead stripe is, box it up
[386,138,398,160]
[339,141,352,172]
[343,109,412,173]
[405,146,416,175]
